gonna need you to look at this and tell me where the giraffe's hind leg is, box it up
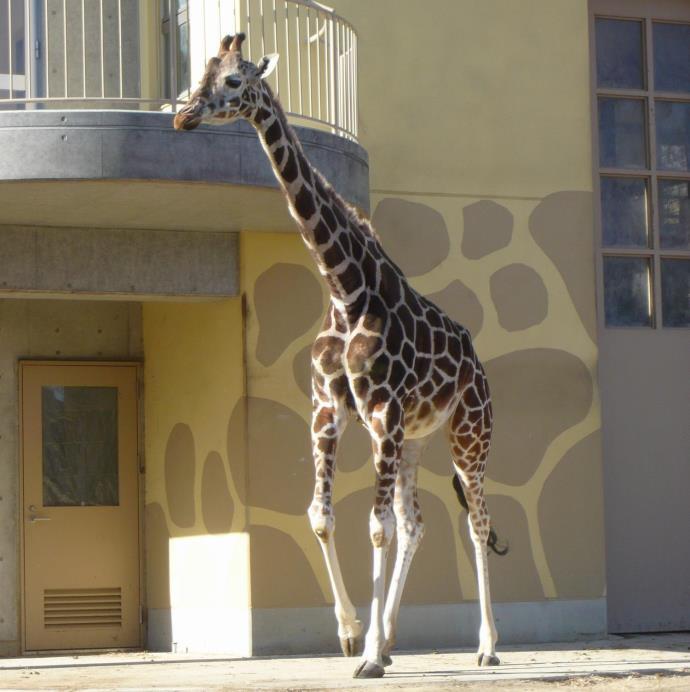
[380,437,428,666]
[449,383,500,666]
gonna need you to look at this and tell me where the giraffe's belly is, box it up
[403,390,462,440]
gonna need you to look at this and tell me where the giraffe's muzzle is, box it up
[173,109,203,131]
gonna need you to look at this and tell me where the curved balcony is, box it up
[0,0,368,234]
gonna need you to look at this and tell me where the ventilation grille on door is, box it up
[44,588,122,628]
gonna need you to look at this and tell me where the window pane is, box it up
[661,259,690,327]
[599,98,647,169]
[161,23,171,98]
[42,386,119,507]
[596,18,644,90]
[654,22,690,93]
[603,256,653,327]
[176,20,190,96]
[659,179,690,249]
[601,176,649,247]
[656,100,690,171]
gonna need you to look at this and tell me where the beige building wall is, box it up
[0,299,142,656]
[241,0,604,650]
[142,300,250,654]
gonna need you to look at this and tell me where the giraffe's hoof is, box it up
[340,634,363,657]
[382,653,393,667]
[478,653,500,667]
[353,660,385,679]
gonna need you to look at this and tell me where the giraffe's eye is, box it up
[225,76,242,89]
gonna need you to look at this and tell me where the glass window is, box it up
[603,256,653,327]
[659,179,690,249]
[596,10,690,330]
[599,98,647,169]
[42,386,119,507]
[655,100,690,171]
[661,259,690,326]
[160,0,190,99]
[653,22,690,93]
[0,0,26,102]
[176,19,190,96]
[600,176,649,247]
[596,18,645,90]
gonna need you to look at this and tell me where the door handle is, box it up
[28,505,51,523]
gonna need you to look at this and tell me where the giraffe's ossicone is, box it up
[174,33,506,678]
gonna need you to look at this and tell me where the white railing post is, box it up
[328,13,336,135]
[1,0,357,139]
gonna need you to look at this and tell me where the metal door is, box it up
[22,362,141,650]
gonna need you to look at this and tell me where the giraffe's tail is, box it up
[452,474,509,556]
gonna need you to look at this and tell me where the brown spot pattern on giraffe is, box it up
[490,263,549,331]
[461,200,513,259]
[372,198,451,277]
[254,263,323,367]
[483,349,593,486]
[539,431,605,598]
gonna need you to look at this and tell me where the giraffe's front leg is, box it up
[353,400,404,680]
[307,395,362,657]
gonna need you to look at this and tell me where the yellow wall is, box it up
[242,0,604,610]
[143,300,250,650]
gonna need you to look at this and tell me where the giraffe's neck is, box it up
[249,85,370,308]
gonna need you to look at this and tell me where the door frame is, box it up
[18,360,145,653]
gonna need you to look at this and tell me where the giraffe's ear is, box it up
[257,53,279,79]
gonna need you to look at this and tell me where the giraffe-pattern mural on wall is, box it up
[143,193,604,655]
[241,188,604,619]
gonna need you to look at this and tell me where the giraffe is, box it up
[174,33,507,679]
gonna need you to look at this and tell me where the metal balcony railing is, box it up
[0,0,358,140]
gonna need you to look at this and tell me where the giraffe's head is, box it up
[173,33,279,131]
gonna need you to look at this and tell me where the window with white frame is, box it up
[161,0,190,100]
[594,13,690,327]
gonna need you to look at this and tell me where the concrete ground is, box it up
[0,633,688,691]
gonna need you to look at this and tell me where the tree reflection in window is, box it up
[42,386,119,507]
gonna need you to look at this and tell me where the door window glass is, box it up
[42,386,119,506]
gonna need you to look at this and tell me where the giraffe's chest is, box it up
[339,322,463,438]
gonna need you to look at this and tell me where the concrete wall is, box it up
[239,0,605,653]
[0,226,239,299]
[0,298,142,656]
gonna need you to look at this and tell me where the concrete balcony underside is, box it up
[0,111,370,233]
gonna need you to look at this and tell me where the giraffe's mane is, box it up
[262,81,383,247]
